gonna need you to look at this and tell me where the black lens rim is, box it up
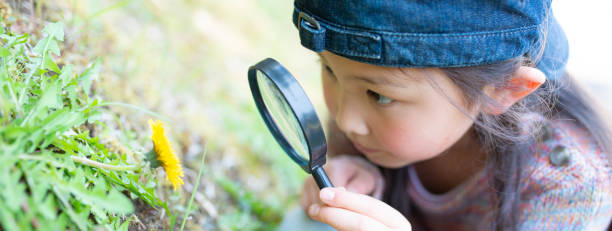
[248,58,327,173]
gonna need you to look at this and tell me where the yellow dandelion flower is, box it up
[148,119,184,190]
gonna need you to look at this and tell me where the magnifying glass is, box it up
[248,58,333,189]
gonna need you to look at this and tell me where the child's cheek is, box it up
[376,118,447,162]
[322,77,338,117]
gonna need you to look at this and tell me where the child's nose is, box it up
[335,95,369,137]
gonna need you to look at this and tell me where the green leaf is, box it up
[58,64,74,87]
[78,58,100,95]
[43,53,60,72]
[0,19,172,231]
[100,169,166,209]
[2,33,29,47]
[47,39,61,57]
[21,80,62,126]
[215,174,282,223]
[22,161,50,203]
[39,108,85,133]
[0,170,26,212]
[0,47,10,58]
[42,22,64,42]
[217,210,264,231]
[117,217,132,231]
[32,22,63,59]
[39,80,61,109]
[38,212,69,231]
[38,195,58,220]
[32,36,59,57]
[105,189,135,214]
[52,173,134,215]
[15,33,30,45]
[0,201,20,231]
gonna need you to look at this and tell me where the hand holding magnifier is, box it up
[248,58,333,189]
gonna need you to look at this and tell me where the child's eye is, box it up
[323,65,334,76]
[323,65,334,74]
[367,90,394,105]
[322,65,337,81]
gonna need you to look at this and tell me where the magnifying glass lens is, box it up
[249,58,333,189]
[256,70,310,161]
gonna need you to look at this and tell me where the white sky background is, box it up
[553,1,612,86]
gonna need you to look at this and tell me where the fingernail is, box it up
[308,204,320,216]
[320,188,335,201]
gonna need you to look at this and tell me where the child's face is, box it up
[319,51,478,168]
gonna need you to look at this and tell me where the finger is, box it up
[319,187,407,229]
[309,203,390,231]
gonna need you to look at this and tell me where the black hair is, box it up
[381,59,612,230]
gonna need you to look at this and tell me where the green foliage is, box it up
[0,22,166,230]
[214,174,283,230]
[4,0,319,229]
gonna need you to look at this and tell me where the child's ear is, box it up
[482,66,546,115]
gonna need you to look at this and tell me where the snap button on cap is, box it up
[550,145,571,166]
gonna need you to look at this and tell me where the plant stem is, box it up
[70,156,139,171]
[18,154,69,169]
[98,101,171,122]
[179,148,208,231]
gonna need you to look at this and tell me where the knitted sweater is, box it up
[406,119,612,230]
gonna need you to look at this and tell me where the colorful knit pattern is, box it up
[406,119,612,231]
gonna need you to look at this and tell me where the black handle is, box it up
[312,165,333,189]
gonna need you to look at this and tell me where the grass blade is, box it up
[180,148,208,231]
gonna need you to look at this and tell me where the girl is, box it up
[280,0,612,231]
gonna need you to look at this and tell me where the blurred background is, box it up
[554,1,612,112]
[4,0,610,230]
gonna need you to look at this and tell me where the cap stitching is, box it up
[294,8,540,39]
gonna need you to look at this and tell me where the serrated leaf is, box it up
[63,85,78,108]
[106,189,135,214]
[0,201,19,231]
[54,173,134,215]
[38,194,58,220]
[0,21,171,230]
[22,161,49,202]
[39,108,86,133]
[22,109,87,152]
[100,170,166,209]
[22,80,62,127]
[0,171,26,212]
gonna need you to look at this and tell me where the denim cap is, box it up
[292,0,569,80]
